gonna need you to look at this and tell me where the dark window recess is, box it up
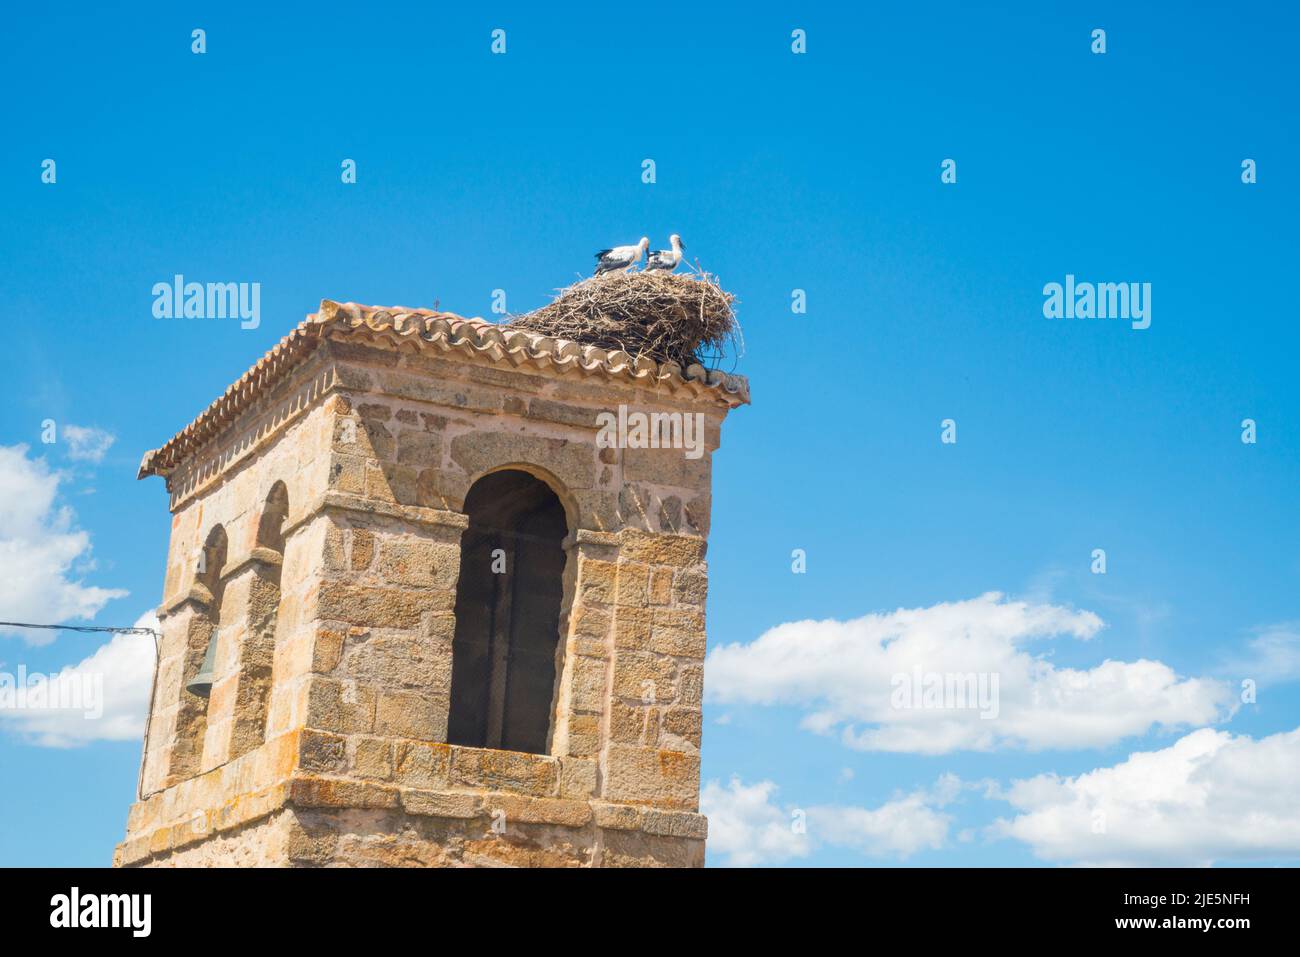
[448,470,568,755]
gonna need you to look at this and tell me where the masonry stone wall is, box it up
[118,325,739,868]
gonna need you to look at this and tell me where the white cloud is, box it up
[1225,622,1300,687]
[989,726,1300,866]
[701,774,958,867]
[0,445,128,644]
[0,611,157,748]
[702,778,811,867]
[705,593,1233,755]
[61,425,116,464]
[811,789,953,860]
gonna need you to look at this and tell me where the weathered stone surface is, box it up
[312,627,345,673]
[612,606,654,650]
[285,814,340,865]
[569,656,609,713]
[614,562,650,607]
[577,559,617,604]
[563,714,602,757]
[619,530,707,567]
[375,690,446,740]
[351,528,375,569]
[599,828,705,868]
[673,569,708,606]
[451,747,558,797]
[380,370,506,414]
[571,604,611,638]
[622,444,711,489]
[487,794,593,827]
[648,607,707,658]
[558,758,598,799]
[316,583,424,629]
[290,775,400,810]
[392,741,451,788]
[662,708,703,749]
[348,633,452,691]
[610,702,659,744]
[449,432,595,491]
[592,801,642,831]
[603,744,700,810]
[396,430,441,468]
[611,651,677,702]
[305,677,377,734]
[351,736,394,780]
[299,730,346,773]
[402,789,482,819]
[642,809,709,840]
[120,315,743,868]
[329,453,367,495]
[678,664,705,709]
[375,539,459,589]
[648,568,674,605]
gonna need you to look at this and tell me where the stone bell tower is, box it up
[116,299,748,867]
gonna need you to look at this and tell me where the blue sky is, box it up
[1,2,1298,866]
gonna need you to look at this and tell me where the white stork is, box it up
[646,234,685,272]
[594,237,649,276]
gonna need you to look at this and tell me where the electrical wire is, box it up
[0,620,158,637]
[0,620,161,803]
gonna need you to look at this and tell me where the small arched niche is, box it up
[170,524,227,781]
[196,524,228,612]
[229,481,288,757]
[448,469,569,755]
[256,481,289,553]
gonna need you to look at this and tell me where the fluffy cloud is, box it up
[701,778,811,866]
[701,775,958,867]
[61,425,116,464]
[990,726,1300,866]
[0,611,157,748]
[0,445,128,644]
[706,593,1233,754]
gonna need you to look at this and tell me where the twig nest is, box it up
[509,270,739,370]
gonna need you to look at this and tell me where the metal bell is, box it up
[185,634,218,698]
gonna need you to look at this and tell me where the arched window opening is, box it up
[170,525,227,780]
[230,482,288,757]
[448,470,568,755]
[256,481,289,552]
[186,526,228,698]
[197,526,228,607]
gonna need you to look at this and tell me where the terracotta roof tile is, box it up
[138,299,750,479]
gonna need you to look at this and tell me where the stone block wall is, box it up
[119,326,739,867]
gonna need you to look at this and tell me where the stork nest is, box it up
[508,270,740,370]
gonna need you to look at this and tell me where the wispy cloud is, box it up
[1222,622,1300,687]
[702,774,962,867]
[61,425,116,464]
